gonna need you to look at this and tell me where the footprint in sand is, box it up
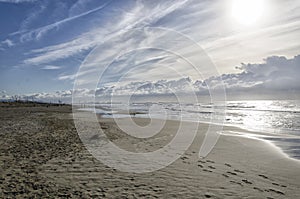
[267,188,285,195]
[234,169,245,174]
[181,156,188,160]
[253,187,264,192]
[101,125,108,130]
[242,179,252,184]
[204,194,212,198]
[206,160,215,163]
[226,171,237,176]
[271,182,287,188]
[198,160,206,164]
[203,169,213,173]
[197,164,203,168]
[258,174,268,179]
[208,165,216,169]
[222,174,229,178]
[224,163,232,167]
[230,180,243,186]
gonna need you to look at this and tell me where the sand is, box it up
[0,102,299,198]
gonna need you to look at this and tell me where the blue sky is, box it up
[0,0,299,99]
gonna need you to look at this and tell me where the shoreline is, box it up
[97,116,300,197]
[96,111,300,162]
[98,116,300,159]
[1,103,299,198]
[219,130,300,163]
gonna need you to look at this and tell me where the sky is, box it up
[0,0,299,101]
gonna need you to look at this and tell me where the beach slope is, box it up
[0,102,299,198]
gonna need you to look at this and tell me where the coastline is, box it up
[98,110,300,162]
[1,103,299,198]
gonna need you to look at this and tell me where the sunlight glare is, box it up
[231,0,265,26]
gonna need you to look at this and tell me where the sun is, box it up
[231,0,265,26]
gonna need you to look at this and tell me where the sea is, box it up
[79,99,300,160]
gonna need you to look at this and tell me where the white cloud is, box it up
[2,54,300,102]
[23,32,97,64]
[19,0,300,77]
[1,0,299,100]
[203,20,300,73]
[68,0,97,17]
[58,73,76,81]
[0,0,37,3]
[97,54,300,94]
[23,0,189,66]
[41,65,61,70]
[18,3,47,31]
[1,39,14,47]
[236,54,300,90]
[100,77,196,96]
[19,1,112,42]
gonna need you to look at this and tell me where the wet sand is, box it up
[0,102,299,198]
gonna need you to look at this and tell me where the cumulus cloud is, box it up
[94,54,300,96]
[2,53,299,103]
[95,77,196,96]
[0,90,74,103]
[229,54,300,90]
[0,90,9,99]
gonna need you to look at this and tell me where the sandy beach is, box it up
[0,102,299,198]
